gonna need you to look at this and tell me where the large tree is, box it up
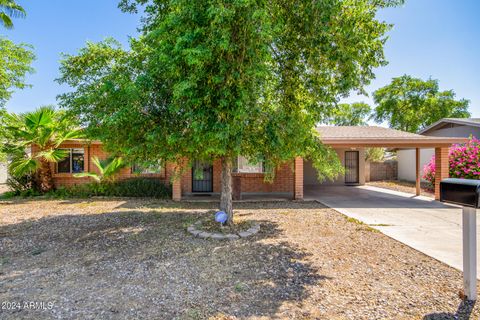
[327,102,371,126]
[0,0,33,110]
[0,1,34,162]
[58,0,403,224]
[372,75,470,132]
[0,38,34,108]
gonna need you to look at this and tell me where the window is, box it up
[57,149,84,174]
[132,161,163,174]
[234,156,264,173]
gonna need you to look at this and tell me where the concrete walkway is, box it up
[305,185,479,276]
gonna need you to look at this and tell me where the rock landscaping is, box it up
[0,198,479,319]
[187,220,260,240]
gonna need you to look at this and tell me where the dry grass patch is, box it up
[0,198,478,319]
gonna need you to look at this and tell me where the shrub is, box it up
[44,178,171,199]
[422,156,436,188]
[423,136,480,187]
[105,178,171,198]
[5,167,38,196]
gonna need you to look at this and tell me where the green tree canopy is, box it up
[327,102,371,126]
[372,75,470,132]
[58,0,403,224]
[0,38,34,108]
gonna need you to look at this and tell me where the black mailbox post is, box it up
[440,178,480,208]
[440,178,480,301]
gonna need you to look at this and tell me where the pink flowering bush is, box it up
[423,136,480,187]
[423,157,436,186]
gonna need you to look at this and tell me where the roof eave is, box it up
[419,119,480,134]
[321,137,468,148]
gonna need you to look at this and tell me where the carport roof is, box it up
[316,126,467,148]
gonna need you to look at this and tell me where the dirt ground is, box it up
[367,180,435,198]
[0,198,478,319]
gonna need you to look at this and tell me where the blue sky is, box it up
[3,0,480,118]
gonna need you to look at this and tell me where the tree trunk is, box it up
[220,156,234,226]
[38,159,54,193]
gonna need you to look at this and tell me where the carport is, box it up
[294,126,467,200]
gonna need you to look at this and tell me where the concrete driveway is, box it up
[305,185,479,276]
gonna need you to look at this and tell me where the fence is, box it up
[365,160,398,182]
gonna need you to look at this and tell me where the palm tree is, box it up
[1,106,83,192]
[74,156,125,183]
[0,0,25,29]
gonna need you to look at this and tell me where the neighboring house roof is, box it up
[418,118,480,135]
[316,126,467,148]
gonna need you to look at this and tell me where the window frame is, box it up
[234,156,265,174]
[131,160,164,176]
[56,148,85,174]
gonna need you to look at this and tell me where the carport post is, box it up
[463,206,477,300]
[434,147,449,200]
[415,148,420,196]
[294,157,304,200]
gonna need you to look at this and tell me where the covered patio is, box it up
[298,126,468,200]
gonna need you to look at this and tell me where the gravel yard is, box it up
[367,180,435,198]
[0,198,478,319]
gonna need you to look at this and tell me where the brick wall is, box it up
[180,158,294,196]
[38,142,296,198]
[368,160,398,182]
[36,142,171,188]
[434,147,449,200]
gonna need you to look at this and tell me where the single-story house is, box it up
[41,126,465,201]
[398,118,480,182]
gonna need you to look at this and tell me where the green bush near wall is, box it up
[2,178,172,199]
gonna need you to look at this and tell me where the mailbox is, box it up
[440,178,480,208]
[440,178,480,300]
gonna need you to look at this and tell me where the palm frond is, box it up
[103,157,125,177]
[24,106,55,130]
[36,148,69,163]
[9,157,39,177]
[0,0,26,17]
[54,129,85,147]
[90,156,105,176]
[36,128,55,148]
[73,172,101,182]
[0,1,25,29]
[0,12,13,29]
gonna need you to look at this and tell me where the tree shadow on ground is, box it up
[0,205,329,319]
[423,300,476,320]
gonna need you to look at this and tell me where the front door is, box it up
[345,151,359,184]
[192,160,213,192]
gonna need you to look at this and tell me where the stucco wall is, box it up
[397,148,435,182]
[304,147,366,186]
[0,163,7,184]
[424,125,480,138]
[398,123,479,182]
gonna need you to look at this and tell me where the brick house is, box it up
[43,126,465,201]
